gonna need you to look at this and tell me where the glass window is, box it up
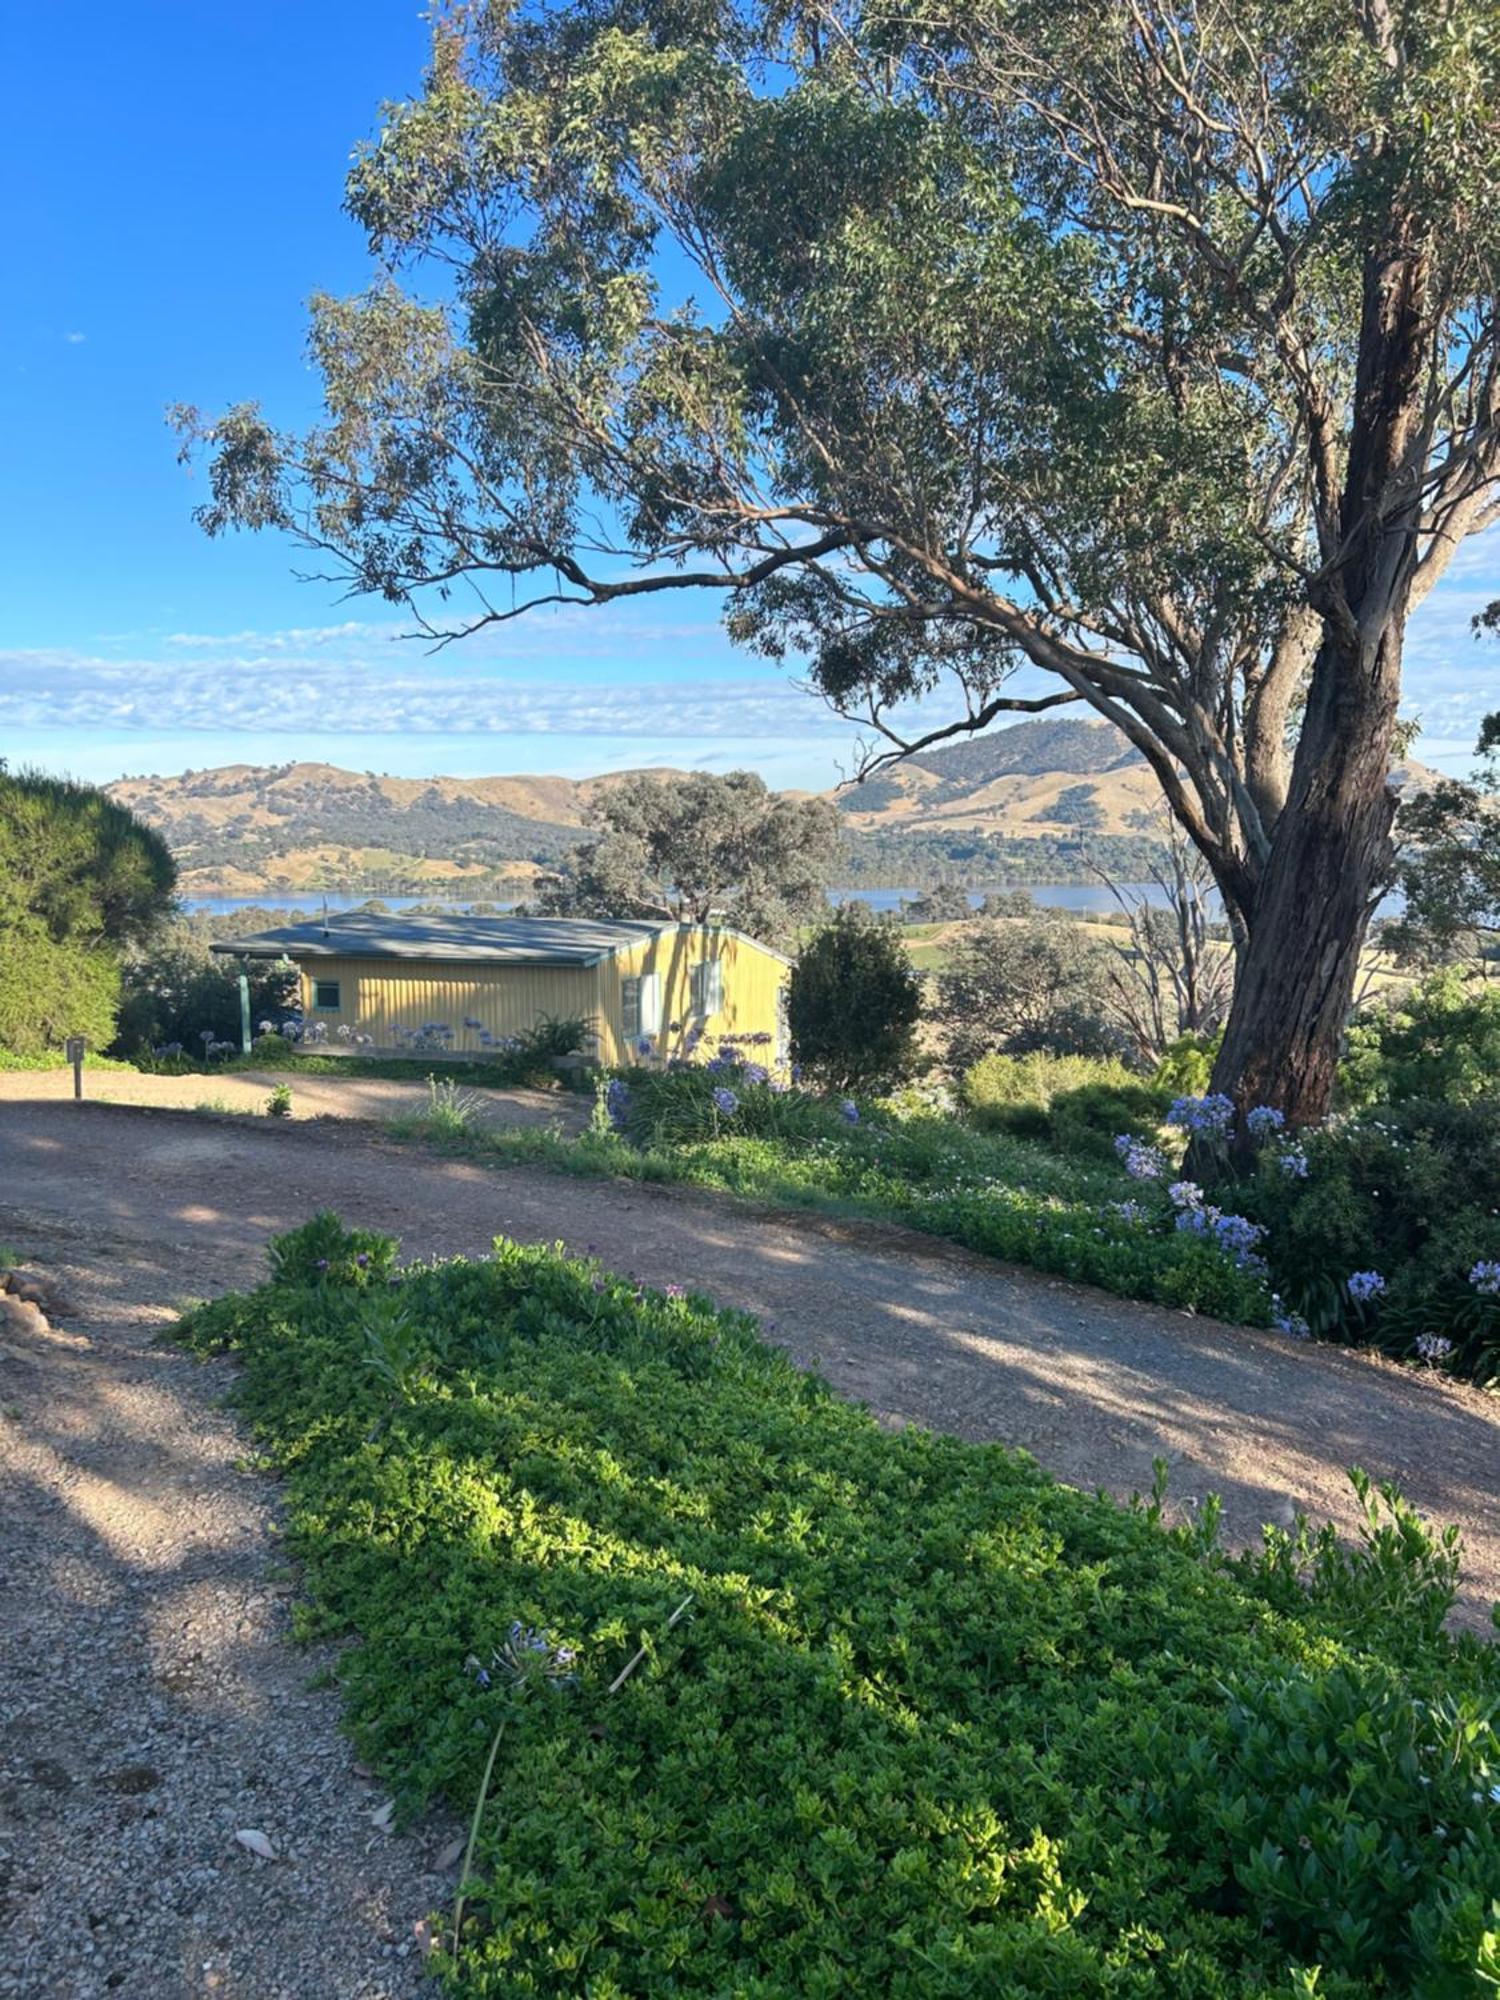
[313,978,341,1012]
[691,958,723,1016]
[621,976,642,1039]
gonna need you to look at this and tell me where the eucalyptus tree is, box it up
[534,768,842,944]
[177,0,1500,1122]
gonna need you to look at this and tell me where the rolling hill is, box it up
[106,720,1440,897]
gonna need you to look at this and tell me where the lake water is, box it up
[184,882,1179,919]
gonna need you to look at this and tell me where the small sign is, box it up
[65,1036,85,1100]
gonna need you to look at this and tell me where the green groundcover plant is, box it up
[177,1217,1500,1998]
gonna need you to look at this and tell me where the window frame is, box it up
[620,975,642,1040]
[691,957,724,1017]
[311,977,342,1013]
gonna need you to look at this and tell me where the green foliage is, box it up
[900,882,973,923]
[961,1051,1168,1163]
[0,926,121,1058]
[1153,1032,1222,1097]
[0,767,175,1056]
[182,1,1500,1123]
[934,917,1125,1071]
[788,905,922,1090]
[263,1211,399,1289]
[113,920,297,1056]
[1340,973,1500,1109]
[1240,1100,1500,1383]
[1386,707,1500,966]
[266,1082,293,1118]
[536,770,841,947]
[614,1064,844,1150]
[172,1228,1500,1997]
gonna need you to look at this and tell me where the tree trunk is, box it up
[1210,619,1402,1125]
[1210,221,1428,1129]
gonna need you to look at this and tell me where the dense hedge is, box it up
[178,1219,1500,1998]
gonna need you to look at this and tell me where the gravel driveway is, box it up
[0,1064,586,1133]
[2,1098,1496,1996]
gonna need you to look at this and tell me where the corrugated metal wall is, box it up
[296,926,789,1063]
[299,957,606,1054]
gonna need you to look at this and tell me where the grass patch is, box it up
[0,1047,138,1073]
[135,1045,590,1093]
[176,1218,1500,1997]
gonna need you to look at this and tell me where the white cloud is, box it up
[0,641,855,743]
[62,331,86,345]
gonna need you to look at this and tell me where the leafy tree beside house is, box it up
[533,770,841,947]
[0,766,176,1055]
[788,905,922,1091]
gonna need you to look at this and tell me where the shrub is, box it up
[265,1082,293,1118]
[611,1062,844,1149]
[932,917,1123,1071]
[172,1228,1500,1998]
[962,1052,1168,1161]
[1340,971,1500,1108]
[788,905,921,1090]
[264,1211,399,1288]
[113,924,297,1058]
[0,923,120,1057]
[1239,1098,1500,1382]
[1151,1030,1221,1096]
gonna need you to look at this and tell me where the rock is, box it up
[0,1297,48,1339]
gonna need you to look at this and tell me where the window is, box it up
[690,958,723,1017]
[621,973,662,1044]
[621,976,641,1039]
[312,978,342,1012]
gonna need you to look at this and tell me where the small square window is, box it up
[313,979,342,1012]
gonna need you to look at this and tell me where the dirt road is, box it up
[4,1098,1496,1622]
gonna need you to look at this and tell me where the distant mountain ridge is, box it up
[105,719,1445,897]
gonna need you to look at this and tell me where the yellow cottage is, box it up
[214,913,791,1067]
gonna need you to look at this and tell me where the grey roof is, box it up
[210,913,675,966]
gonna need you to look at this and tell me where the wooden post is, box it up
[65,1035,85,1101]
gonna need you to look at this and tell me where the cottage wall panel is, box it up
[299,957,606,1054]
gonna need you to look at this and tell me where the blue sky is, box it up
[2,3,1496,792]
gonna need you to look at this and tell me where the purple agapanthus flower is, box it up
[1166,1093,1236,1137]
[1414,1332,1453,1363]
[1271,1297,1311,1340]
[712,1086,739,1115]
[1469,1259,1500,1296]
[1114,1135,1165,1180]
[1277,1144,1310,1179]
[1245,1105,1285,1138]
[840,1099,860,1124]
[1167,1180,1203,1209]
[1347,1270,1386,1303]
